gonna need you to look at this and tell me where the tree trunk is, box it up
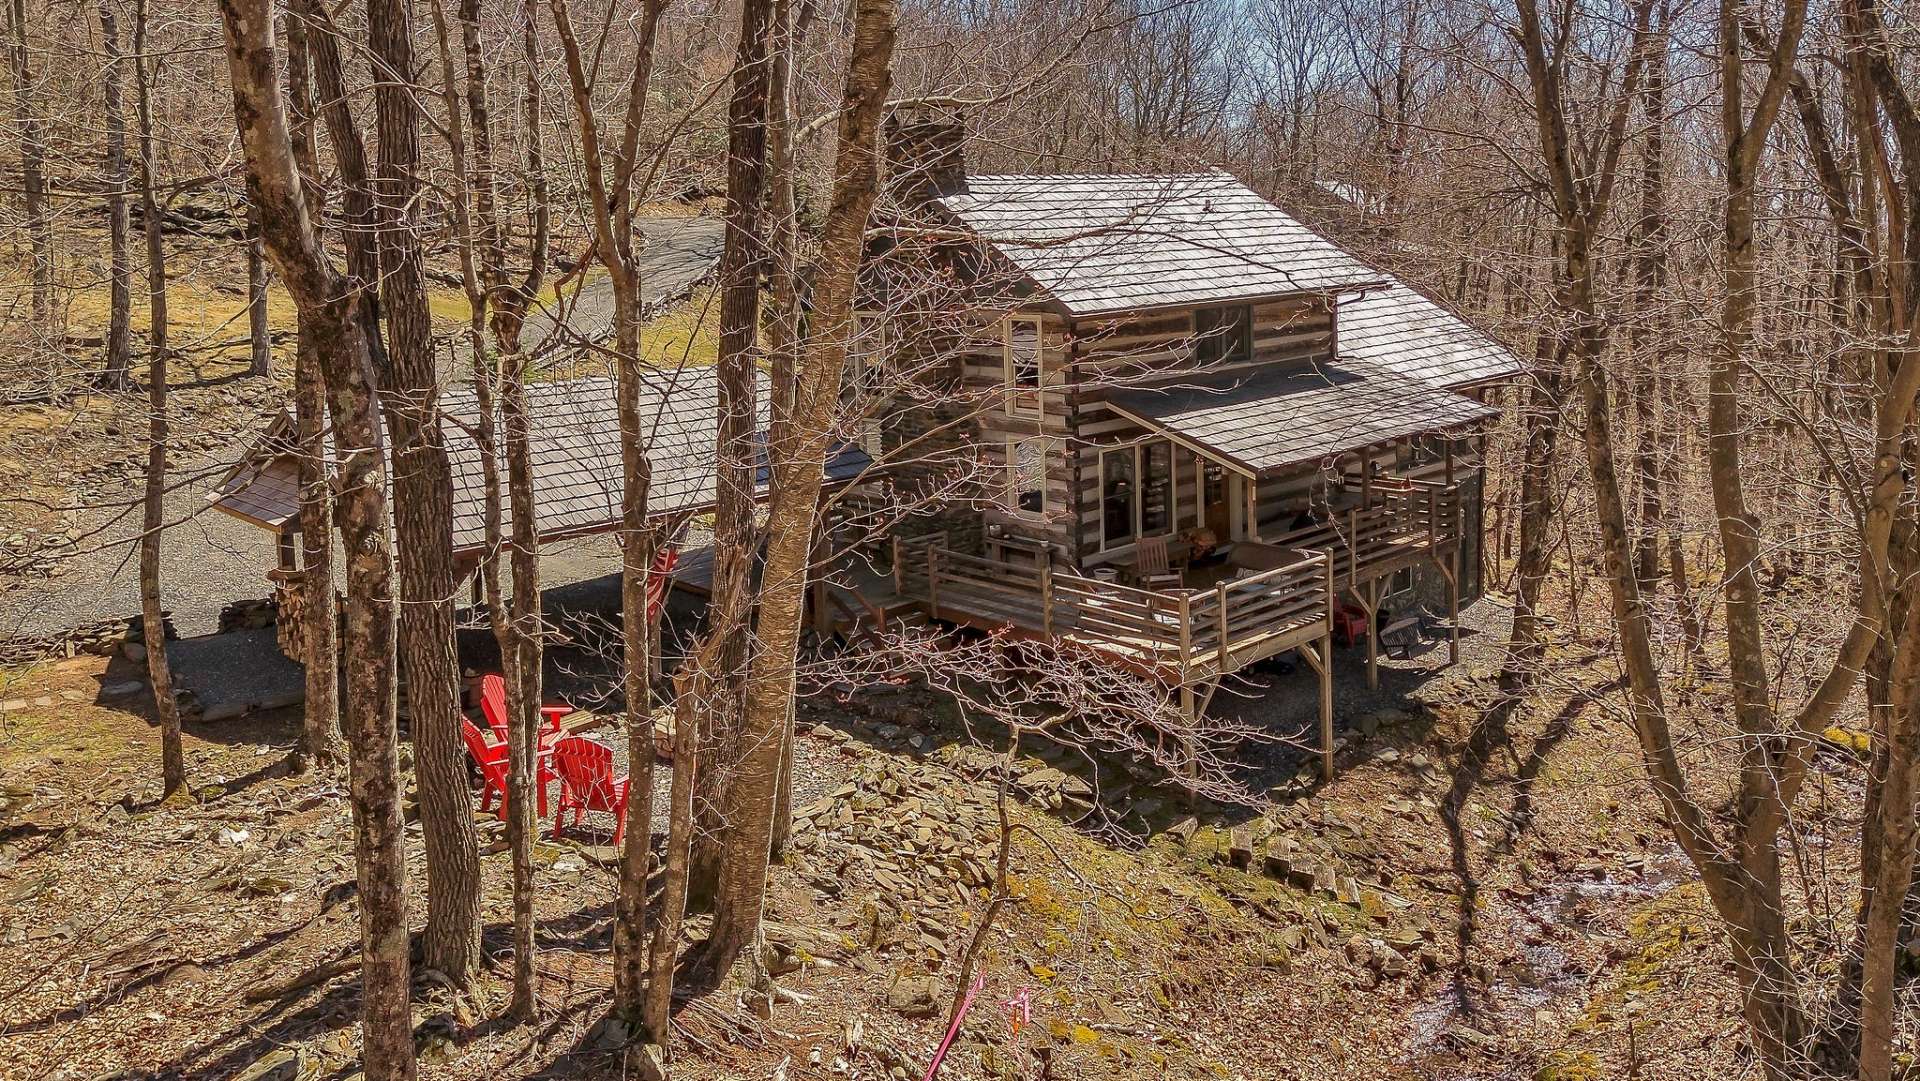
[134,0,181,799]
[283,0,340,769]
[99,0,131,392]
[246,206,273,378]
[8,0,50,326]
[1628,8,1668,587]
[294,326,341,767]
[613,281,656,1020]
[217,4,415,1075]
[502,344,542,1017]
[700,0,897,982]
[689,0,775,914]
[367,0,482,989]
[647,663,701,1039]
[540,0,668,1023]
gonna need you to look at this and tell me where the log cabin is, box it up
[848,110,1525,778]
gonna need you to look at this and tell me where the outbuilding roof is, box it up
[209,369,870,551]
[935,171,1386,318]
[1105,360,1499,478]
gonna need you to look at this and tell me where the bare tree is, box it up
[218,1,414,1074]
[8,0,49,325]
[366,0,482,987]
[98,0,131,392]
[702,0,899,986]
[688,0,777,973]
[284,0,340,769]
[133,0,181,800]
[545,0,668,1025]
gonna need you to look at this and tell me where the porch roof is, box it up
[1103,360,1498,478]
[208,369,872,552]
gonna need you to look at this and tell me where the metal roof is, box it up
[1105,360,1499,477]
[1337,282,1527,390]
[936,171,1386,317]
[209,369,871,551]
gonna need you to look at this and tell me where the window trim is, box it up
[1004,314,1045,418]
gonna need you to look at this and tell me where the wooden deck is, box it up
[893,537,1338,777]
[893,539,1333,685]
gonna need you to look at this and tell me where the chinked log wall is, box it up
[1066,297,1335,567]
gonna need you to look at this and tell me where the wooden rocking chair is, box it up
[1129,534,1184,591]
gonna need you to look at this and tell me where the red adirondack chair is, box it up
[460,718,551,819]
[476,672,573,744]
[550,736,630,847]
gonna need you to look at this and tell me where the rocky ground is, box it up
[0,584,1838,1081]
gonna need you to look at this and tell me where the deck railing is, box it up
[1265,473,1468,589]
[893,536,1332,682]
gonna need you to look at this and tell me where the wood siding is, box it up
[1065,297,1334,566]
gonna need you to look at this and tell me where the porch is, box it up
[892,534,1341,778]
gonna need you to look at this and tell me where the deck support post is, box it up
[1040,551,1054,638]
[1319,552,1337,780]
[927,544,941,621]
[1298,636,1334,783]
[1355,578,1380,691]
[1178,682,1200,807]
[1446,542,1461,666]
[809,523,832,638]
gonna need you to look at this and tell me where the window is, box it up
[1005,315,1043,416]
[1099,438,1178,550]
[1101,446,1135,547]
[1194,305,1252,366]
[1007,437,1050,516]
[1141,441,1172,535]
[846,311,890,455]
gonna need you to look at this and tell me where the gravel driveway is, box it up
[0,218,723,644]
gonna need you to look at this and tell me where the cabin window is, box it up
[1141,441,1173,535]
[1098,438,1178,550]
[1100,446,1135,548]
[846,311,890,456]
[1194,304,1252,366]
[1005,315,1043,416]
[1006,437,1050,517]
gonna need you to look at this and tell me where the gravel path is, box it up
[0,218,723,644]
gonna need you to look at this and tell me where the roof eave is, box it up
[1060,279,1391,322]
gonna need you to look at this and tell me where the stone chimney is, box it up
[885,106,968,208]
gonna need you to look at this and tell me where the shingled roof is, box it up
[1105,360,1499,478]
[1336,281,1526,390]
[210,370,870,551]
[935,171,1386,318]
